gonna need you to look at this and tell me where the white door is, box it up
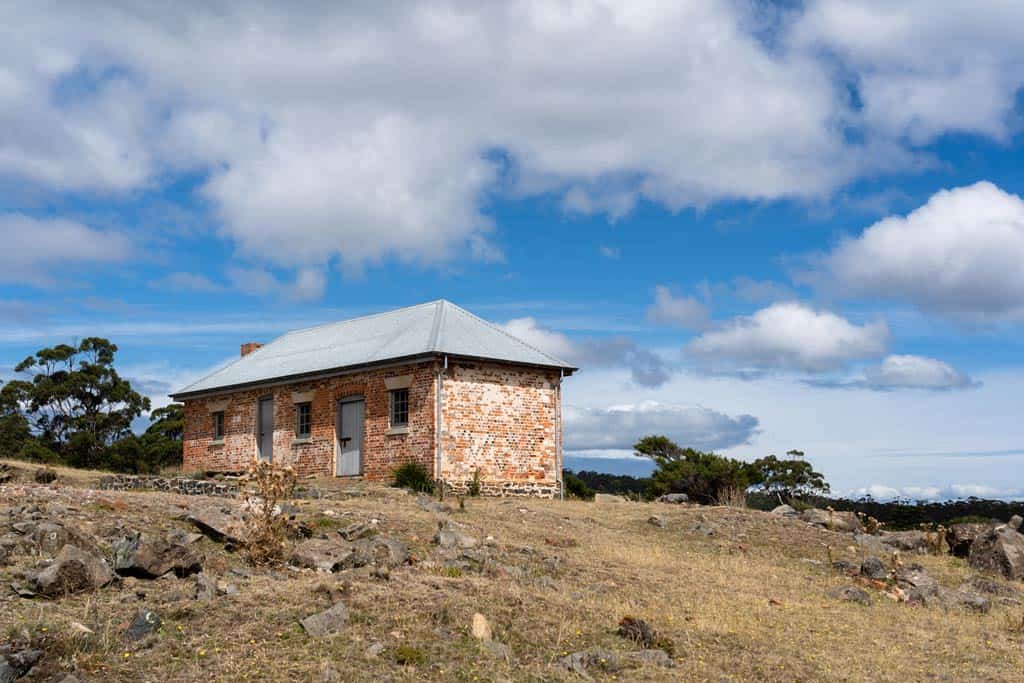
[336,399,364,476]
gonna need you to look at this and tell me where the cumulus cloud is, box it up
[846,483,1024,502]
[806,182,1024,320]
[794,1,1024,142]
[13,1,1018,282]
[502,317,672,387]
[0,214,132,286]
[564,400,759,452]
[647,285,710,331]
[687,302,889,373]
[227,266,326,302]
[864,355,976,391]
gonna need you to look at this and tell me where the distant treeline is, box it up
[566,469,1024,529]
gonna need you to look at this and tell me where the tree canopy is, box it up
[1,337,183,473]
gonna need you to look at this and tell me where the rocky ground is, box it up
[1,459,1023,682]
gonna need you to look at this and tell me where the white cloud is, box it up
[647,285,710,330]
[0,213,132,286]
[794,1,1024,142]
[226,266,326,302]
[502,316,672,387]
[845,483,1024,502]
[864,354,976,391]
[6,0,988,281]
[598,245,620,259]
[564,400,759,452]
[807,182,1024,320]
[687,302,889,372]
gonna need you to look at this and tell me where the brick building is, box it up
[171,300,576,497]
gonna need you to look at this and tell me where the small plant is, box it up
[715,485,747,508]
[563,471,595,500]
[467,468,482,497]
[242,460,297,565]
[392,461,434,493]
[920,522,948,555]
[393,645,426,666]
[616,616,674,656]
[858,512,884,535]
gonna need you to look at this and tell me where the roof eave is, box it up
[169,352,577,401]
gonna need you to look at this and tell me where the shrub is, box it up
[392,461,434,493]
[467,468,482,497]
[636,438,760,505]
[563,471,595,500]
[242,460,297,565]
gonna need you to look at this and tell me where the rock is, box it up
[30,522,69,556]
[800,508,863,533]
[951,589,991,613]
[124,608,162,641]
[616,616,660,649]
[647,516,665,528]
[625,649,676,668]
[113,532,202,579]
[0,463,13,484]
[0,648,41,681]
[771,504,797,516]
[658,493,689,504]
[968,525,1024,580]
[471,613,492,641]
[895,565,939,604]
[351,537,408,569]
[1009,515,1023,531]
[877,530,930,553]
[484,640,511,660]
[300,602,349,637]
[556,648,620,679]
[30,544,115,597]
[34,468,57,484]
[194,573,217,601]
[692,523,716,536]
[827,585,871,605]
[962,575,1020,597]
[435,521,477,549]
[364,642,385,660]
[947,523,993,558]
[338,522,375,541]
[290,539,355,573]
[860,557,888,580]
[831,559,858,574]
[187,507,248,546]
[166,529,203,546]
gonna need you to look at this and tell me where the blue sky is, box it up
[3,1,1024,500]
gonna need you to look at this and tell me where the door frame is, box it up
[257,395,274,463]
[335,394,365,477]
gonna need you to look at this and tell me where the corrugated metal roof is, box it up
[171,300,576,398]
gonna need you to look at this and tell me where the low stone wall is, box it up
[98,474,239,497]
[444,478,561,499]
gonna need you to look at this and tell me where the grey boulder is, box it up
[968,524,1024,580]
[113,531,202,578]
[31,544,115,597]
[300,602,349,637]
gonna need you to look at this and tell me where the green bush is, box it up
[563,471,595,500]
[392,461,434,493]
[635,436,760,505]
[467,468,482,497]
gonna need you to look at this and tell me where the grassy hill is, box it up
[2,459,1023,682]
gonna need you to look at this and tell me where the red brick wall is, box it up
[439,361,561,496]
[182,362,437,479]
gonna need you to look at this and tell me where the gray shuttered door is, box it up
[258,397,274,462]
[337,399,364,476]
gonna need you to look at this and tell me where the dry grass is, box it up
[2,465,1023,681]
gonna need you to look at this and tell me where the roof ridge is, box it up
[280,300,443,338]
[427,300,446,352]
[440,301,573,367]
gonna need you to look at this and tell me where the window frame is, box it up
[389,388,409,428]
[295,401,312,439]
[213,411,225,441]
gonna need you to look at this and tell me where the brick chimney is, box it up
[240,342,263,357]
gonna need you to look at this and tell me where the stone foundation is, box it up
[443,478,561,499]
[98,475,239,497]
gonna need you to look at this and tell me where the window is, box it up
[295,402,312,439]
[213,411,225,441]
[389,388,409,428]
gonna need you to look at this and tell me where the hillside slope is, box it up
[1,461,1022,682]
